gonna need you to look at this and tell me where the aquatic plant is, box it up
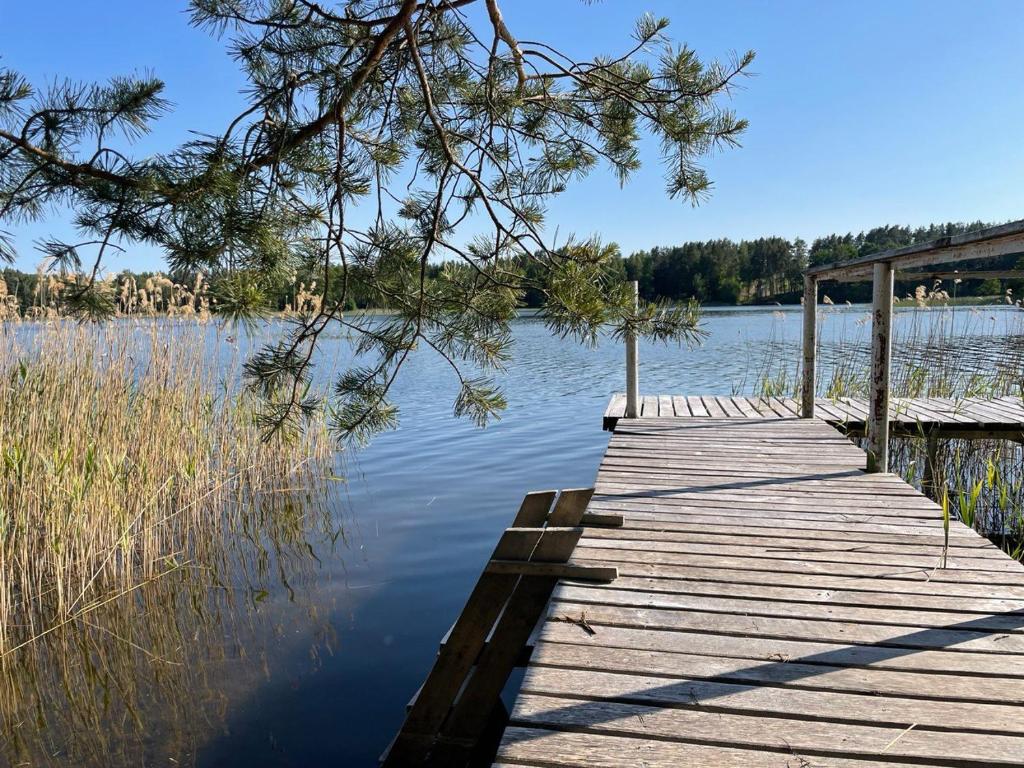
[0,320,334,657]
[753,296,1024,554]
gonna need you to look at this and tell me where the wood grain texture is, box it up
[494,416,1024,767]
[601,393,1024,437]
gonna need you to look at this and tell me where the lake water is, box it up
[3,303,1022,767]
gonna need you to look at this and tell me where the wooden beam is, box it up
[866,262,894,473]
[831,268,1024,284]
[897,269,1024,282]
[624,281,639,419]
[801,275,817,418]
[580,511,624,527]
[484,561,618,582]
[805,219,1024,280]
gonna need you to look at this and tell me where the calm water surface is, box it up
[4,304,1022,767]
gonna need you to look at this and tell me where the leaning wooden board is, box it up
[493,417,1024,767]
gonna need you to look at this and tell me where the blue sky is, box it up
[2,0,1023,271]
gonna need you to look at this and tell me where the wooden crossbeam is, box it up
[484,560,618,581]
[382,487,619,767]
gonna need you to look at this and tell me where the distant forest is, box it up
[3,220,1022,314]
[616,220,1024,305]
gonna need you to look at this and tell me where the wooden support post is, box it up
[801,275,817,418]
[624,281,639,419]
[867,261,894,473]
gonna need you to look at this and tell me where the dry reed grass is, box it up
[752,297,1024,549]
[0,319,333,656]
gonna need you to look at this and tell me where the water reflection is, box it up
[1,304,1020,766]
[1,480,341,767]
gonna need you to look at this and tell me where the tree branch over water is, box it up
[0,0,754,442]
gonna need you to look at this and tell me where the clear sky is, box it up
[2,0,1023,271]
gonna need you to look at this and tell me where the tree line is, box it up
[620,220,1024,305]
[4,219,1022,317]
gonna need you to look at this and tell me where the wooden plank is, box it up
[670,395,690,417]
[915,397,978,424]
[602,393,625,421]
[485,561,617,582]
[537,621,1024,676]
[498,410,1024,767]
[567,554,1024,600]
[641,394,659,416]
[749,396,781,418]
[730,395,761,418]
[554,583,1024,633]
[387,526,544,765]
[685,395,709,417]
[715,395,744,417]
[497,726,921,768]
[700,395,727,417]
[509,694,1024,765]
[770,397,800,416]
[546,599,1024,653]
[578,573,1024,614]
[576,537,1024,573]
[590,488,940,510]
[603,395,1024,430]
[578,512,623,527]
[547,488,593,527]
[582,525,1004,558]
[572,546,1024,586]
[813,399,850,421]
[439,527,584,749]
[805,219,1024,280]
[658,394,673,417]
[512,491,557,527]
[529,641,1024,704]
[600,508,979,538]
[518,664,1024,732]
[588,496,944,519]
[780,396,803,415]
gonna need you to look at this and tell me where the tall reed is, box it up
[0,320,333,655]
[752,296,1024,550]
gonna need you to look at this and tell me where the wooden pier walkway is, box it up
[603,393,1024,437]
[494,416,1024,767]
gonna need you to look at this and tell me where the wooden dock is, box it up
[603,393,1024,438]
[494,416,1024,767]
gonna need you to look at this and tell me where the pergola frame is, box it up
[800,219,1024,472]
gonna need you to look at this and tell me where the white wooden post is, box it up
[867,261,894,473]
[624,281,639,419]
[801,275,817,418]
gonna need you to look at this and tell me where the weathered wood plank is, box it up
[566,574,1024,615]
[546,600,1024,654]
[567,555,1024,600]
[658,394,673,418]
[529,641,1024,703]
[498,406,1024,767]
[576,536,1024,572]
[497,727,921,768]
[571,546,1024,585]
[602,393,1024,431]
[582,525,1005,558]
[518,665,1024,732]
[554,583,1024,633]
[700,395,728,417]
[508,694,1024,765]
[536,621,1024,676]
[686,395,709,416]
